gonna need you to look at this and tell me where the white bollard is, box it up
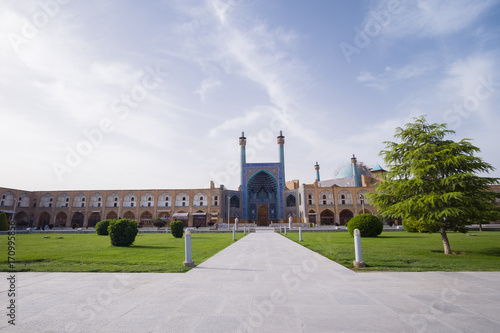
[235,217,239,231]
[299,227,303,242]
[353,229,365,268]
[233,228,237,241]
[183,228,195,267]
[243,226,246,235]
[284,227,287,235]
[289,216,293,229]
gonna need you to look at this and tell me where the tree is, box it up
[369,116,500,254]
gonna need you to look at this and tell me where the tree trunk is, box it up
[440,226,452,254]
[478,223,483,232]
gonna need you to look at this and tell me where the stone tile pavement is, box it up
[1,230,500,332]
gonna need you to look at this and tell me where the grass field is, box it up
[284,231,500,272]
[1,232,245,273]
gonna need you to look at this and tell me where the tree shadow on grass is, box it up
[477,248,500,256]
[130,245,177,249]
[377,235,423,239]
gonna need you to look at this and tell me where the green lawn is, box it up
[284,231,500,272]
[1,232,245,273]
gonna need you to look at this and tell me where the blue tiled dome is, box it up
[336,164,355,178]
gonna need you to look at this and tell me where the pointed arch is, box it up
[106,211,118,220]
[339,209,353,225]
[320,209,334,225]
[38,212,50,227]
[55,211,67,227]
[123,211,135,220]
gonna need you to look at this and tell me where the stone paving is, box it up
[1,229,500,332]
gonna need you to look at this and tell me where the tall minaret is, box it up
[277,130,285,188]
[315,161,320,181]
[239,131,246,188]
[351,154,361,187]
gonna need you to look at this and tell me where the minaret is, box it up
[277,130,285,188]
[239,131,246,188]
[351,154,361,187]
[315,161,320,181]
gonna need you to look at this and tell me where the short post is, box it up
[288,216,292,229]
[299,227,303,242]
[233,228,237,241]
[284,226,287,235]
[183,228,195,267]
[243,226,246,235]
[279,226,282,233]
[353,229,365,268]
[235,217,239,231]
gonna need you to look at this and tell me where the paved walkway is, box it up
[2,231,500,332]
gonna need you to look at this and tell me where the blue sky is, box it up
[1,0,500,191]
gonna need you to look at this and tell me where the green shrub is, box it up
[347,214,383,237]
[108,219,138,246]
[170,220,184,238]
[95,219,113,235]
[0,212,8,231]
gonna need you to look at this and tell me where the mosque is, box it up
[1,132,387,228]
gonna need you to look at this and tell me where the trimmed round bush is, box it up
[108,219,138,247]
[170,220,184,238]
[0,212,8,231]
[347,214,383,237]
[95,219,113,235]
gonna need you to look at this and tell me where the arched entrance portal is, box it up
[339,209,353,226]
[88,212,101,227]
[247,171,278,226]
[320,209,334,225]
[106,211,118,220]
[38,212,50,227]
[55,212,67,227]
[71,212,84,228]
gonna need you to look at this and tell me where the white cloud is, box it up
[356,59,436,90]
[194,77,221,101]
[370,0,497,39]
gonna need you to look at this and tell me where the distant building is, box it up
[6,132,493,228]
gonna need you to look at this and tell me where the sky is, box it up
[1,0,500,192]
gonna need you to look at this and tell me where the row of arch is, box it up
[31,210,183,228]
[32,192,220,209]
[307,190,369,206]
[307,208,372,226]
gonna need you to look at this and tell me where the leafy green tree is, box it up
[369,116,500,254]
